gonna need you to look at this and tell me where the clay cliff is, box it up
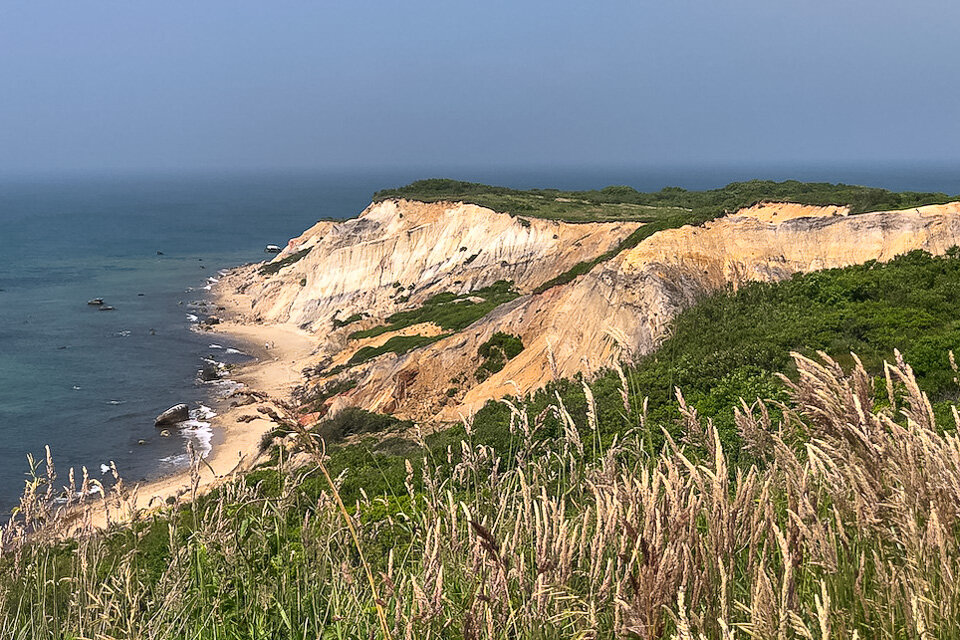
[217,199,960,423]
[217,199,641,366]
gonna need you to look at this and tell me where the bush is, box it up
[475,332,524,381]
[259,247,311,275]
[315,407,409,442]
[332,313,363,329]
[350,281,518,339]
[346,334,447,366]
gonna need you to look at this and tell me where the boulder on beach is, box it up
[204,316,221,325]
[230,395,256,407]
[154,403,189,427]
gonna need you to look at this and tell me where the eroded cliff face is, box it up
[217,199,642,379]
[219,199,960,423]
[218,199,641,334]
[329,201,960,420]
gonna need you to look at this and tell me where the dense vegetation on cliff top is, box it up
[8,250,960,637]
[375,177,955,294]
[374,177,954,222]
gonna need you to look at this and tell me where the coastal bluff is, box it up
[217,198,960,422]
[221,198,642,330]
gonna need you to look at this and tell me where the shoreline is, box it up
[79,285,317,530]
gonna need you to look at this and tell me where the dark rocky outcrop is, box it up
[200,362,221,382]
[155,404,189,427]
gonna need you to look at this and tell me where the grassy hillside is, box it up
[373,177,954,222]
[8,252,960,636]
[319,248,960,501]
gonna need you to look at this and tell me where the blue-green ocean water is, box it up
[0,166,957,510]
[0,173,385,509]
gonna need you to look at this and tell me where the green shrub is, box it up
[475,332,524,381]
[346,334,448,366]
[315,407,410,443]
[259,247,311,275]
[332,313,363,329]
[350,281,518,339]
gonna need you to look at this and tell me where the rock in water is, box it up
[87,298,104,305]
[155,404,189,427]
[199,362,221,382]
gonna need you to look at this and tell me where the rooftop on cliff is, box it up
[373,177,956,222]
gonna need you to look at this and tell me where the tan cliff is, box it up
[216,199,642,387]
[219,199,640,333]
[218,199,960,423]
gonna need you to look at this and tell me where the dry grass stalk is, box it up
[2,350,960,637]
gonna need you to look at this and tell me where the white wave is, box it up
[208,378,243,397]
[114,330,131,338]
[178,419,214,458]
[186,313,199,323]
[208,343,224,350]
[159,453,190,467]
[225,348,246,355]
[100,463,110,474]
[157,411,216,468]
[193,405,217,421]
[107,400,125,405]
[53,485,102,504]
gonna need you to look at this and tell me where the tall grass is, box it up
[3,350,960,637]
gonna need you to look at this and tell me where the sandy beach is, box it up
[77,289,317,531]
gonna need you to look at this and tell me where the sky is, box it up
[1,1,959,174]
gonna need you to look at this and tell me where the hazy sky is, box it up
[1,1,958,174]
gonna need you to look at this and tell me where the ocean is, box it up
[0,165,957,510]
[0,172,384,510]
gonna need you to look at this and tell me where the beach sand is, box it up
[77,296,317,531]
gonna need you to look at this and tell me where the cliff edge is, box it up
[217,199,960,423]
